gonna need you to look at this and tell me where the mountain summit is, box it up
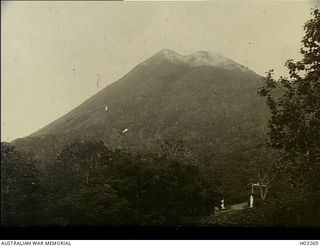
[145,49,250,72]
[14,49,266,165]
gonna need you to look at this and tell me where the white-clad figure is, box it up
[249,195,254,208]
[221,199,226,210]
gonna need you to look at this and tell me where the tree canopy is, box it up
[258,9,320,190]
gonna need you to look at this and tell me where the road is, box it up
[216,202,248,215]
[230,202,248,210]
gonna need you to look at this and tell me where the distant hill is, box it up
[13,50,269,171]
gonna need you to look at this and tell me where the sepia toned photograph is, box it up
[1,0,319,236]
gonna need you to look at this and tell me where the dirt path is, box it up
[230,202,248,210]
[216,202,248,215]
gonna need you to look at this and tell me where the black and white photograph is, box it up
[1,0,320,239]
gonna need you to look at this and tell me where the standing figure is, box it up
[249,195,254,208]
[221,199,225,210]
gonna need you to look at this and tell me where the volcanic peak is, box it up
[149,49,249,72]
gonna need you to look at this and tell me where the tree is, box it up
[1,143,42,226]
[249,167,276,201]
[256,9,320,226]
[106,148,221,225]
[44,139,221,226]
[258,9,320,191]
[46,140,130,226]
[50,140,111,190]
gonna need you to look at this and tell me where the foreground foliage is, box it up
[258,9,320,191]
[1,141,221,226]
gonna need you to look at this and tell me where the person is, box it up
[249,195,254,208]
[221,198,225,209]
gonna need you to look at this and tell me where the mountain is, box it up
[143,49,250,72]
[13,49,268,168]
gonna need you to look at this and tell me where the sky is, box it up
[1,0,318,142]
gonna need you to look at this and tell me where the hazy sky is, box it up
[1,0,318,142]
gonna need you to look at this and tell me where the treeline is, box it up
[1,140,221,226]
[201,8,320,227]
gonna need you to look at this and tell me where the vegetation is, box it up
[1,140,221,226]
[1,9,319,227]
[259,9,320,190]
[204,8,320,227]
[257,8,320,225]
[1,143,42,226]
